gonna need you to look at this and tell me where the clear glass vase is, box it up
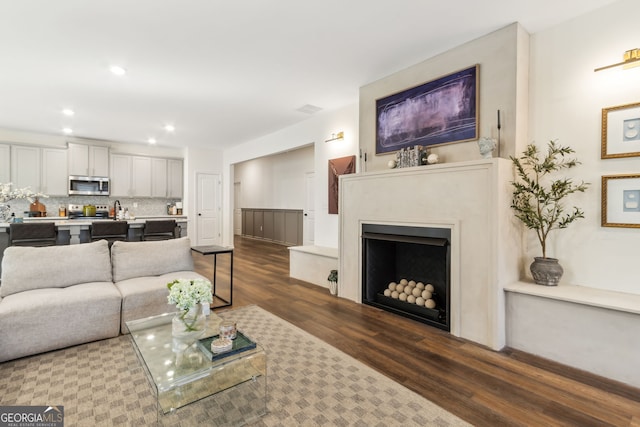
[171,304,206,343]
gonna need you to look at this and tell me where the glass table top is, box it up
[126,311,264,393]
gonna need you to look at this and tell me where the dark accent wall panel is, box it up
[241,208,302,246]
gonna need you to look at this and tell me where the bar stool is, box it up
[9,222,57,247]
[142,220,178,241]
[90,221,129,248]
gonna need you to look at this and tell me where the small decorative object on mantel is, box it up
[510,140,589,286]
[327,269,338,296]
[390,146,440,168]
[167,278,213,342]
[394,145,427,168]
[477,137,497,159]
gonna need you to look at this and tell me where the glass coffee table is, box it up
[127,311,266,424]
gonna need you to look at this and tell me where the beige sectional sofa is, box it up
[0,237,208,362]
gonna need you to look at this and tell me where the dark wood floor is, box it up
[193,236,640,427]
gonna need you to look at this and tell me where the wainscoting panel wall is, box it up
[242,208,303,246]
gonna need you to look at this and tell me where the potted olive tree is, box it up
[510,140,589,286]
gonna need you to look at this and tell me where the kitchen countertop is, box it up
[0,215,187,228]
[131,215,188,220]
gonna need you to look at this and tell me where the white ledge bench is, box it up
[504,281,640,389]
[288,245,338,290]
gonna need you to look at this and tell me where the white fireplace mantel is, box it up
[338,158,520,350]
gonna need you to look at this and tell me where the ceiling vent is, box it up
[296,104,323,115]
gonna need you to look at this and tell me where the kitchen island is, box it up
[0,216,188,271]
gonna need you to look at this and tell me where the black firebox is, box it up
[362,223,451,331]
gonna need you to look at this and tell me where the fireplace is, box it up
[362,223,450,331]
[340,160,519,349]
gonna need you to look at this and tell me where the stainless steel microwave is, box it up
[68,175,110,196]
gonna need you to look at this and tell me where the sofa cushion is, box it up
[0,239,112,297]
[0,281,122,362]
[111,237,194,282]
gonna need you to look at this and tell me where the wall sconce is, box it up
[595,48,640,72]
[325,131,344,143]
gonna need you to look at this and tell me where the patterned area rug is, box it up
[0,305,469,426]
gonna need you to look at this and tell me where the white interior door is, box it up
[196,173,221,246]
[233,182,242,235]
[303,172,315,245]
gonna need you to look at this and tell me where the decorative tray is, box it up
[197,330,257,361]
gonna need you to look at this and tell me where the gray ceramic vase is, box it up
[530,257,564,286]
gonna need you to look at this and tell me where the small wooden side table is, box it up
[191,245,234,308]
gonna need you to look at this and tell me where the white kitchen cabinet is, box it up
[111,154,152,197]
[91,146,109,176]
[167,159,183,198]
[109,154,132,197]
[10,145,40,191]
[110,153,182,199]
[41,148,68,196]
[68,143,87,175]
[68,143,109,176]
[151,157,167,197]
[7,145,67,196]
[131,156,151,197]
[0,144,10,183]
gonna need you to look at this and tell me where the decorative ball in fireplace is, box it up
[385,279,437,311]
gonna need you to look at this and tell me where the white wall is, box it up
[222,103,359,248]
[315,106,359,247]
[234,145,313,209]
[183,145,223,241]
[529,0,640,294]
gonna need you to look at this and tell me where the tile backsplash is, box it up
[6,196,182,218]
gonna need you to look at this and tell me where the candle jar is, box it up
[219,320,237,340]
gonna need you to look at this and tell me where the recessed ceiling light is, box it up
[164,124,175,132]
[110,65,126,76]
[62,127,73,134]
[62,108,74,116]
[148,138,157,144]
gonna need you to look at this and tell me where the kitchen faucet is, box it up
[113,200,121,220]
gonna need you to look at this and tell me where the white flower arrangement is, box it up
[0,182,47,203]
[167,278,213,312]
[0,182,49,221]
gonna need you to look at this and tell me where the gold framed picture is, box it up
[601,174,640,228]
[602,102,640,159]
